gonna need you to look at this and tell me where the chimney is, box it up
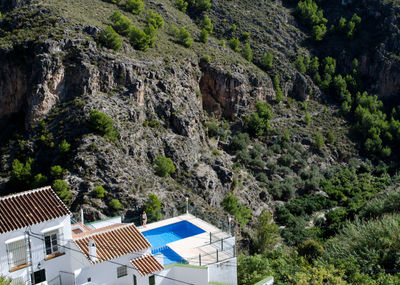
[88,239,97,262]
[80,208,84,224]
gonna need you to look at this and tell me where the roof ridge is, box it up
[0,186,52,201]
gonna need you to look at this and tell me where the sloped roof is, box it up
[0,186,71,233]
[73,223,151,263]
[131,254,164,276]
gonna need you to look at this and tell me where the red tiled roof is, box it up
[73,223,151,263]
[0,186,71,233]
[131,255,164,276]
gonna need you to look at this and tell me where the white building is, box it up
[0,187,238,285]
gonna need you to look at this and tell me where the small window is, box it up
[31,269,46,284]
[117,266,127,278]
[149,275,155,285]
[7,239,27,270]
[133,275,137,285]
[44,230,59,255]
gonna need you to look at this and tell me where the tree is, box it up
[10,158,34,188]
[200,15,213,33]
[253,210,281,254]
[298,239,324,262]
[31,173,48,188]
[312,24,327,41]
[229,37,240,52]
[199,28,209,43]
[53,180,71,203]
[221,193,251,226]
[313,132,325,150]
[89,110,118,140]
[126,0,144,14]
[248,101,272,137]
[99,26,122,51]
[174,27,193,47]
[130,26,151,51]
[154,155,176,177]
[50,165,63,178]
[144,193,162,222]
[304,111,311,125]
[242,43,253,61]
[109,199,123,211]
[110,12,133,36]
[93,185,106,198]
[261,52,274,70]
[146,10,164,30]
[58,139,71,154]
[176,0,188,12]
[295,55,307,73]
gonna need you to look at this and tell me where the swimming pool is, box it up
[142,220,206,265]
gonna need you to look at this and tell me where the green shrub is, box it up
[229,37,240,52]
[10,158,34,188]
[154,155,176,177]
[53,179,71,203]
[176,0,188,12]
[93,185,106,198]
[221,193,251,226]
[89,110,118,140]
[58,139,71,154]
[194,0,211,12]
[144,193,162,222]
[199,28,209,43]
[296,0,327,27]
[174,27,193,47]
[295,55,307,73]
[278,154,294,167]
[312,24,327,41]
[241,32,250,41]
[242,42,253,61]
[99,26,122,51]
[261,52,274,70]
[230,133,250,151]
[130,26,151,51]
[126,0,144,14]
[110,11,133,36]
[201,54,210,63]
[109,199,123,211]
[253,210,281,254]
[200,15,213,33]
[146,10,164,29]
[50,165,63,178]
[298,239,324,262]
[313,132,325,150]
[248,101,272,137]
[304,111,311,125]
[31,173,48,188]
[326,131,335,145]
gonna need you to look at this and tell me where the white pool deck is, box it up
[137,214,234,266]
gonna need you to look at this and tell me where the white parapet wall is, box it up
[157,264,209,285]
[208,257,237,285]
[86,216,122,229]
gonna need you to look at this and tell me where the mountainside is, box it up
[1,0,400,283]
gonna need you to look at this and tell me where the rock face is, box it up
[199,62,275,119]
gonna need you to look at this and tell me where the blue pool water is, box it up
[142,220,205,265]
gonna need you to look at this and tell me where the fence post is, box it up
[217,249,219,263]
[221,238,223,251]
[209,232,212,244]
[199,254,201,266]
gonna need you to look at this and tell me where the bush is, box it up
[298,239,324,262]
[295,55,307,73]
[10,158,34,188]
[130,26,151,51]
[144,193,162,222]
[58,139,71,154]
[109,199,123,211]
[253,210,281,254]
[242,43,253,61]
[201,54,210,63]
[147,10,164,30]
[326,131,335,145]
[53,179,71,203]
[313,132,325,150]
[176,0,188,12]
[230,133,250,151]
[31,173,48,188]
[229,37,240,52]
[154,155,176,177]
[110,11,133,36]
[50,165,63,178]
[199,28,209,43]
[312,24,327,41]
[304,111,311,125]
[194,0,211,12]
[278,154,294,167]
[200,15,213,33]
[248,101,272,137]
[93,185,106,198]
[261,52,274,70]
[89,110,118,140]
[174,27,193,47]
[99,26,122,51]
[126,0,144,14]
[221,193,251,226]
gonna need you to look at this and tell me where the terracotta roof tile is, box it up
[131,254,164,276]
[0,186,71,233]
[73,223,151,263]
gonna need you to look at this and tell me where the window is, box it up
[133,275,137,285]
[117,266,127,278]
[7,239,27,270]
[149,275,155,285]
[31,269,46,284]
[44,230,59,255]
